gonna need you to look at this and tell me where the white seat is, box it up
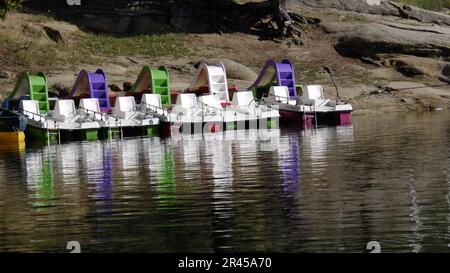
[175,93,199,116]
[269,86,289,104]
[302,85,330,106]
[198,94,223,110]
[199,94,224,117]
[113,96,137,120]
[141,94,164,115]
[53,100,77,122]
[232,91,256,115]
[19,100,41,121]
[79,98,102,120]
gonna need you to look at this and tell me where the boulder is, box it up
[299,0,399,15]
[43,26,64,43]
[298,0,450,26]
[334,23,450,60]
[386,1,450,26]
[22,22,45,37]
[40,21,79,43]
[382,56,449,79]
[21,19,80,43]
[441,64,450,83]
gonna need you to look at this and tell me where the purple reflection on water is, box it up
[281,137,300,194]
[91,143,114,220]
[94,144,114,245]
[101,147,113,200]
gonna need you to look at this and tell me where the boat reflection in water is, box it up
[4,113,450,252]
[205,131,234,252]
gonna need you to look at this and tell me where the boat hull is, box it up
[98,125,159,139]
[279,109,351,128]
[163,117,279,135]
[25,125,100,143]
[0,111,27,132]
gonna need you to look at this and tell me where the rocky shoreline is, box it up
[0,1,449,114]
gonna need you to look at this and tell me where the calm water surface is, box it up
[1,112,450,253]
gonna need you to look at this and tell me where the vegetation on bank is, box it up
[396,0,450,10]
[0,0,24,18]
[0,18,187,72]
[78,33,187,59]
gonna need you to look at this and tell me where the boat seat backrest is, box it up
[269,86,290,103]
[19,100,40,116]
[113,96,137,119]
[141,93,164,115]
[199,94,223,110]
[232,91,255,108]
[80,98,100,113]
[303,85,324,104]
[53,100,77,122]
[115,97,136,112]
[142,94,162,109]
[79,98,102,120]
[177,93,198,110]
[173,94,199,116]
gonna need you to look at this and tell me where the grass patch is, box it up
[0,30,187,72]
[302,69,323,83]
[0,32,95,72]
[395,0,450,10]
[75,32,187,58]
[26,13,56,23]
[340,14,370,22]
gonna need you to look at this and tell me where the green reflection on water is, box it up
[155,147,176,209]
[33,155,54,209]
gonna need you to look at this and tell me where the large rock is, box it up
[299,0,397,14]
[441,64,450,83]
[21,19,79,43]
[40,21,79,43]
[298,0,450,26]
[195,58,257,81]
[382,55,450,81]
[387,1,450,26]
[334,23,450,60]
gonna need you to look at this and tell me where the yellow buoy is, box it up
[0,131,26,143]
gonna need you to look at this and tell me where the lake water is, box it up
[0,112,450,253]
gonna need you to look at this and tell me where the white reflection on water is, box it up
[302,126,355,176]
[205,133,234,250]
[407,173,423,253]
[117,139,141,185]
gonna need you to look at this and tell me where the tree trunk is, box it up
[272,0,291,37]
